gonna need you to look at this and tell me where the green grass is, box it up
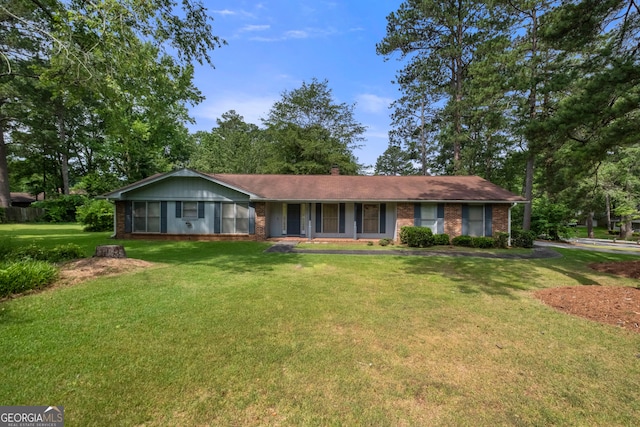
[569,225,638,240]
[1,224,639,426]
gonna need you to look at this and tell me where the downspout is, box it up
[508,203,517,247]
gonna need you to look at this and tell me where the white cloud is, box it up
[284,30,309,39]
[239,24,270,32]
[192,93,278,127]
[212,9,236,16]
[355,94,394,114]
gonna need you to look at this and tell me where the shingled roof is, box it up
[103,169,525,203]
[206,173,525,203]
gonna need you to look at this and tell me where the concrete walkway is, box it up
[534,238,640,256]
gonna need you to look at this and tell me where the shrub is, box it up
[512,229,536,248]
[494,232,509,249]
[0,261,59,297]
[32,194,89,223]
[6,243,84,263]
[76,199,114,231]
[471,236,496,249]
[48,244,85,262]
[432,234,450,246]
[378,238,393,246]
[400,226,434,248]
[451,235,473,247]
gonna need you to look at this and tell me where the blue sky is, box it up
[188,1,405,171]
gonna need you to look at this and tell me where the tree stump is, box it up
[94,245,127,258]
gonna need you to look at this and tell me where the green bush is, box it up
[0,261,59,297]
[32,194,89,223]
[451,235,473,247]
[6,243,84,263]
[494,232,509,249]
[512,229,536,248]
[432,234,450,245]
[76,199,114,231]
[471,236,496,249]
[378,238,393,246]
[400,226,434,248]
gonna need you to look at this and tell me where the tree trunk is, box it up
[605,193,612,231]
[620,217,633,240]
[57,103,70,195]
[0,127,10,208]
[586,211,594,238]
[522,154,534,230]
[94,245,127,258]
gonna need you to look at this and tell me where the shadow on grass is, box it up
[112,239,303,273]
[396,249,639,298]
[397,255,538,299]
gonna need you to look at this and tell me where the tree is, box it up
[377,0,502,174]
[374,144,417,175]
[190,110,266,173]
[0,0,225,205]
[262,79,364,174]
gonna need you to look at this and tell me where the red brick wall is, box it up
[115,201,126,239]
[492,204,509,234]
[254,202,267,241]
[396,202,414,241]
[444,204,462,237]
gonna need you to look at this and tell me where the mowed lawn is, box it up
[1,225,639,426]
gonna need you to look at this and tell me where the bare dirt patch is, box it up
[57,257,157,286]
[534,260,640,333]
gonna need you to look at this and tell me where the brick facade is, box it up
[444,204,462,237]
[492,204,509,234]
[254,202,267,241]
[395,202,414,240]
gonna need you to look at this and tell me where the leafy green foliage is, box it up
[511,229,536,248]
[432,233,451,246]
[76,199,114,232]
[32,194,88,223]
[400,226,434,247]
[7,243,84,263]
[531,197,572,240]
[378,238,393,246]
[0,260,58,297]
[451,235,473,247]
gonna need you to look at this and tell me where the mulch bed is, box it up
[534,260,640,333]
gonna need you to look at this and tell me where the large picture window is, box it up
[133,201,160,233]
[363,204,379,233]
[322,204,339,233]
[222,203,250,234]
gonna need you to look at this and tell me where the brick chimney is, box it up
[330,165,340,175]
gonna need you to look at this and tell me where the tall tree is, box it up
[377,0,500,174]
[262,78,365,175]
[0,0,225,205]
[190,110,266,174]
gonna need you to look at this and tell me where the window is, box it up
[222,203,249,234]
[133,202,160,233]
[363,204,379,233]
[419,204,438,233]
[182,201,198,219]
[322,204,339,233]
[468,205,484,236]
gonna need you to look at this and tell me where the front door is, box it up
[287,204,301,236]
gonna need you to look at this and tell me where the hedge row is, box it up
[400,226,533,249]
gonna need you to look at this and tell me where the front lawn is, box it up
[1,224,639,426]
